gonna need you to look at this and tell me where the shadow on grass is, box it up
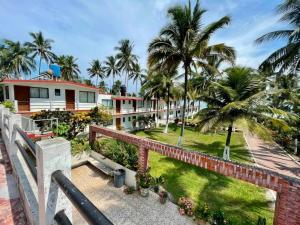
[151,155,273,225]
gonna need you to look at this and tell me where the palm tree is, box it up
[104,55,120,90]
[148,0,235,145]
[187,89,200,119]
[25,31,56,75]
[141,74,163,127]
[195,66,295,160]
[256,0,300,73]
[56,55,80,81]
[115,39,138,90]
[87,59,105,87]
[129,63,146,94]
[1,40,36,79]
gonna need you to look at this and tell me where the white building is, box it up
[1,79,99,114]
[1,79,200,130]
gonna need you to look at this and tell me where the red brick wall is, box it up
[89,125,300,225]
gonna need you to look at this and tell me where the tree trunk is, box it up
[38,56,42,75]
[156,96,159,128]
[178,63,189,146]
[136,80,138,94]
[164,86,170,134]
[96,76,99,87]
[223,121,233,160]
[112,75,115,93]
[125,71,128,91]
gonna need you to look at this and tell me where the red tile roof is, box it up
[0,79,99,90]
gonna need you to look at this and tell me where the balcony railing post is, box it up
[8,113,22,157]
[36,137,72,225]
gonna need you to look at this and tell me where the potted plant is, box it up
[159,191,168,204]
[153,176,165,193]
[136,168,153,197]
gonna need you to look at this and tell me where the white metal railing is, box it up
[21,116,58,134]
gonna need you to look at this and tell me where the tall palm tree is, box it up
[148,0,235,145]
[129,63,146,94]
[25,31,56,75]
[87,59,105,87]
[256,0,300,73]
[195,66,295,160]
[115,39,138,90]
[104,55,120,90]
[1,40,36,79]
[56,55,80,81]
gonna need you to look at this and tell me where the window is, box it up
[55,89,61,96]
[5,86,9,99]
[128,117,131,122]
[123,100,125,104]
[123,117,125,122]
[79,91,95,103]
[30,87,49,98]
[102,99,112,108]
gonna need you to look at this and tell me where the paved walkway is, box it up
[0,140,27,225]
[245,134,300,179]
[71,164,194,225]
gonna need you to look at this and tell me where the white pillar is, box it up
[36,137,72,225]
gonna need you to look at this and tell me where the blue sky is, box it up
[0,0,287,93]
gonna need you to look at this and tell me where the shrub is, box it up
[124,186,135,194]
[1,100,15,112]
[136,167,154,188]
[257,217,266,225]
[89,106,112,125]
[210,210,231,225]
[195,202,211,222]
[71,137,91,155]
[53,122,70,137]
[94,138,138,170]
[178,197,194,217]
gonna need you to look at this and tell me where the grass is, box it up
[133,124,253,164]
[133,124,274,225]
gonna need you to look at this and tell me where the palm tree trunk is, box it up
[223,121,233,160]
[96,76,99,87]
[156,96,159,128]
[136,80,138,94]
[125,71,128,91]
[112,75,115,93]
[38,56,42,75]
[164,86,170,133]
[178,63,189,146]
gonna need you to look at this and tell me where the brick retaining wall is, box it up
[89,125,300,225]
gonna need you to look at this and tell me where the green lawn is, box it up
[133,124,274,225]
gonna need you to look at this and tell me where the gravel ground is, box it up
[71,164,194,225]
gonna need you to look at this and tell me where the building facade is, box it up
[1,79,200,130]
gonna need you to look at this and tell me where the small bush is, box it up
[195,203,211,222]
[178,197,194,217]
[257,216,266,225]
[94,138,138,170]
[71,138,91,155]
[210,210,231,225]
[2,100,15,112]
[53,122,70,137]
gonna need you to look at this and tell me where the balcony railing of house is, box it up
[0,105,113,225]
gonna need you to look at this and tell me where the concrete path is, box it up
[72,164,194,225]
[0,140,27,225]
[245,134,300,179]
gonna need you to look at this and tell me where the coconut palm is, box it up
[187,89,200,119]
[115,39,138,90]
[104,55,120,91]
[1,40,35,79]
[141,74,163,127]
[256,0,300,73]
[129,63,146,94]
[56,55,80,81]
[148,0,235,145]
[87,59,105,87]
[195,66,295,160]
[25,31,56,74]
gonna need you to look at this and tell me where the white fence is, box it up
[0,105,72,225]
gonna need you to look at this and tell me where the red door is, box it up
[65,90,75,110]
[14,85,30,111]
[116,100,121,113]
[116,118,121,130]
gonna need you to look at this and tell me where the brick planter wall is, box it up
[89,125,300,225]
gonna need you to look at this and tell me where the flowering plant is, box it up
[178,197,194,217]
